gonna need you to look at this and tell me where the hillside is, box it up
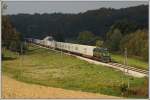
[3,5,148,61]
[9,5,148,39]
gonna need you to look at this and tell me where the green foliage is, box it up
[106,29,122,51]
[77,31,95,44]
[77,31,103,45]
[96,40,103,47]
[2,15,28,55]
[120,83,128,95]
[120,29,148,61]
[2,16,21,51]
[105,18,148,62]
[123,77,148,97]
[9,5,148,39]
[2,16,14,47]
[110,19,138,35]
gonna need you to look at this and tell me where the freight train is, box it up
[27,36,111,62]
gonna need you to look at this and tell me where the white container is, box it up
[56,42,96,56]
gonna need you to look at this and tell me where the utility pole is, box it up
[20,42,23,67]
[124,48,128,73]
[124,48,130,89]
[61,43,62,56]
[18,42,24,78]
[60,43,63,67]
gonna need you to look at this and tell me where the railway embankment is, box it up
[35,43,148,78]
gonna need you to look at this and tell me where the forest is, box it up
[2,5,148,61]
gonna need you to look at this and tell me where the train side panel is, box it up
[46,40,56,48]
[34,39,41,44]
[45,40,95,57]
[73,44,95,56]
[63,43,96,56]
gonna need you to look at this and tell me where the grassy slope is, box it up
[2,44,147,98]
[111,53,148,70]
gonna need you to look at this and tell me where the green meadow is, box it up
[2,44,148,98]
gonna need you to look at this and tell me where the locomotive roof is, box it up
[43,36,54,41]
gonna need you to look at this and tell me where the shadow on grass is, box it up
[2,57,17,61]
[25,48,40,55]
[28,48,39,52]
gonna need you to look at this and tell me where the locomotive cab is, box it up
[93,48,111,63]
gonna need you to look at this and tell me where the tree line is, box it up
[9,5,148,40]
[105,21,148,61]
[2,4,148,61]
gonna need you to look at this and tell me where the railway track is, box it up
[32,43,149,77]
[108,62,148,75]
[90,57,148,76]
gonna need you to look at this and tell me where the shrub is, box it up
[119,83,128,96]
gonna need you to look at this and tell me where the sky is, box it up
[4,1,148,15]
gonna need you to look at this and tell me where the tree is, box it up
[106,29,122,51]
[2,3,21,53]
[120,29,148,61]
[110,19,138,35]
[77,31,95,44]
[8,5,148,40]
[53,33,64,42]
[96,40,103,47]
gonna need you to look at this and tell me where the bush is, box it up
[119,83,128,96]
[124,77,148,97]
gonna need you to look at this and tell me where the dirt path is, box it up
[2,75,121,99]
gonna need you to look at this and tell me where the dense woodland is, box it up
[2,5,148,61]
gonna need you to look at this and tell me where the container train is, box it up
[27,36,111,62]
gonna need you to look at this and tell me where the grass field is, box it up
[2,44,148,98]
[111,53,148,70]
